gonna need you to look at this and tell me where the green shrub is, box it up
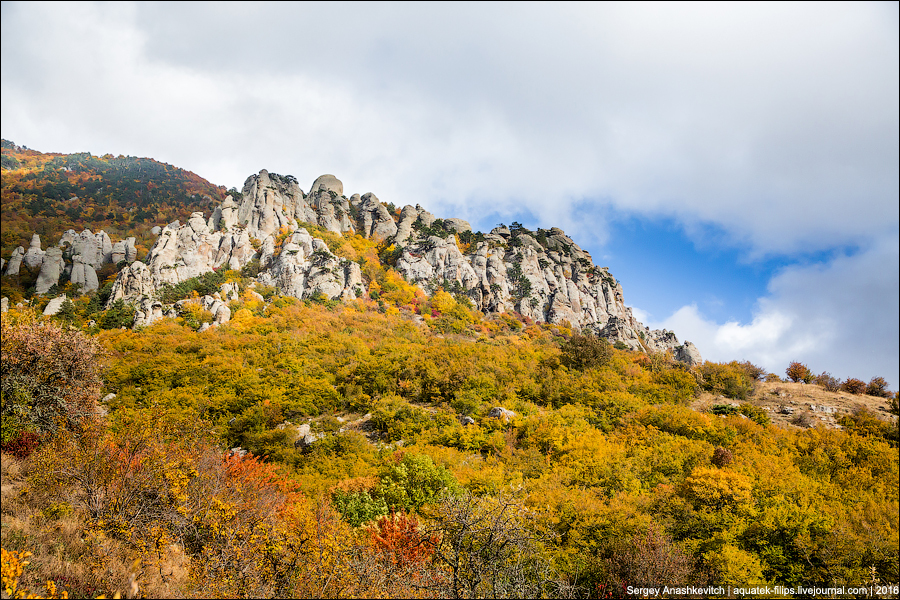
[560,335,612,371]
[100,299,135,329]
[377,452,460,513]
[331,489,389,527]
[839,407,898,447]
[738,403,770,426]
[697,362,754,400]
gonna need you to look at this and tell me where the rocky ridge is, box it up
[2,169,700,363]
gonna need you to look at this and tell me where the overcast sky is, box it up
[2,1,898,386]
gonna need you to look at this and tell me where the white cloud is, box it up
[2,2,897,256]
[645,236,900,386]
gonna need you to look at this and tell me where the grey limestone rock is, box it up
[305,175,354,234]
[59,229,113,268]
[238,170,302,240]
[356,192,398,241]
[35,247,65,294]
[133,297,167,328]
[69,255,100,292]
[23,234,45,270]
[125,237,138,263]
[42,294,68,316]
[1,297,7,313]
[674,341,703,366]
[220,282,240,303]
[393,205,420,246]
[201,294,231,325]
[444,218,472,233]
[110,241,127,265]
[107,261,156,306]
[309,174,343,197]
[257,229,365,302]
[4,247,25,276]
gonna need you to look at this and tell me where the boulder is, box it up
[356,192,398,241]
[133,297,167,328]
[220,282,240,302]
[487,407,516,420]
[309,174,343,197]
[42,294,68,316]
[444,218,472,233]
[110,240,128,265]
[125,237,138,262]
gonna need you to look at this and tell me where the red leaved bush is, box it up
[369,512,437,567]
[1,431,40,458]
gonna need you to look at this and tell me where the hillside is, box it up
[3,155,702,359]
[1,143,898,599]
[2,300,897,598]
[1,140,227,259]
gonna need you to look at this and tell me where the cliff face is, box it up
[5,168,700,362]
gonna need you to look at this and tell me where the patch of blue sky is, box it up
[468,203,863,328]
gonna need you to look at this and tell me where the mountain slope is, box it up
[1,144,699,360]
[1,140,226,258]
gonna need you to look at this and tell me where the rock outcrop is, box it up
[3,247,25,277]
[25,167,699,360]
[390,221,687,353]
[58,229,113,269]
[3,228,140,294]
[257,229,364,301]
[35,247,64,294]
[23,234,45,270]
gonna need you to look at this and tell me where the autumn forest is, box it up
[1,141,898,599]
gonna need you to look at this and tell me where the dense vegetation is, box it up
[2,293,898,598]
[1,143,897,598]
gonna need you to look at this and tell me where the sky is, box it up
[2,1,898,387]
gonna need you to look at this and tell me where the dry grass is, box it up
[690,380,898,430]
[1,452,189,599]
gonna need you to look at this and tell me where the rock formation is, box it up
[4,166,699,360]
[35,247,64,294]
[23,234,45,270]
[3,247,24,277]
